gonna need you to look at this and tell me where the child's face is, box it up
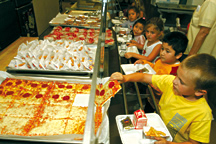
[160,42,181,64]
[145,25,161,43]
[128,9,138,22]
[133,23,144,36]
[172,65,197,99]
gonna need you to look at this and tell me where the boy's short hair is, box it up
[162,32,188,56]
[181,54,216,92]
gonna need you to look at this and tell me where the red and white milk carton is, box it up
[133,109,147,129]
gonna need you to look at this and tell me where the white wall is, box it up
[32,0,59,36]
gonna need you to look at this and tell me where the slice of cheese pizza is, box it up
[69,106,88,120]
[4,103,42,118]
[64,119,86,134]
[0,116,32,135]
[28,119,67,136]
[42,104,71,119]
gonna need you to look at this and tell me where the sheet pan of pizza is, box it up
[0,71,111,143]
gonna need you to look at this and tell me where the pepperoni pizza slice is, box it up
[75,84,91,94]
[94,80,121,106]
[14,89,48,104]
[25,80,53,92]
[0,88,22,103]
[1,78,27,89]
[52,82,77,93]
[47,91,76,105]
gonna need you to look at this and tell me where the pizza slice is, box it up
[25,80,53,92]
[94,80,121,106]
[0,78,27,89]
[75,84,91,94]
[47,91,76,105]
[64,119,86,134]
[42,104,71,119]
[0,116,32,135]
[52,82,77,93]
[102,80,121,97]
[28,119,67,136]
[0,88,21,103]
[4,103,42,118]
[69,106,88,120]
[14,89,47,104]
[0,102,12,116]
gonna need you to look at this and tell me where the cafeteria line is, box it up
[0,0,216,144]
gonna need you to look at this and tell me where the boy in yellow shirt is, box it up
[110,54,216,143]
[135,31,188,76]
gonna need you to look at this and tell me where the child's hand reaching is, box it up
[126,42,134,47]
[134,60,144,65]
[110,72,124,83]
[130,40,137,43]
[154,137,168,144]
[124,52,134,59]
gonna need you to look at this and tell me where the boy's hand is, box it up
[110,72,124,84]
[124,52,134,59]
[134,60,144,65]
[130,40,136,43]
[126,43,134,47]
[154,137,168,144]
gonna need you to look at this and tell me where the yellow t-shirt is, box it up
[152,75,212,143]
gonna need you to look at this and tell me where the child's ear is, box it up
[195,89,207,97]
[176,52,183,60]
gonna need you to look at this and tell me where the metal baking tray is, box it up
[6,43,97,77]
[0,71,92,143]
[49,13,100,29]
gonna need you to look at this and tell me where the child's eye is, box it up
[166,50,170,53]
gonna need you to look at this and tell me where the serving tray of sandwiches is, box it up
[0,71,122,143]
[6,39,97,76]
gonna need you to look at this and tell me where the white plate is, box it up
[121,64,156,75]
[116,113,173,144]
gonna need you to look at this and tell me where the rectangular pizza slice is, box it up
[0,78,27,89]
[42,104,72,119]
[14,90,47,105]
[47,91,76,105]
[4,103,42,118]
[75,84,91,94]
[28,119,67,136]
[52,82,77,93]
[69,106,88,120]
[0,116,32,135]
[64,119,86,134]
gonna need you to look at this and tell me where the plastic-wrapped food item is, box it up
[121,116,134,130]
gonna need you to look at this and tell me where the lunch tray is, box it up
[116,113,173,144]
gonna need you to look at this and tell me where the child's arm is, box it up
[154,137,200,144]
[127,40,144,49]
[110,72,153,84]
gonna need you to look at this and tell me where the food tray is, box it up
[0,71,110,143]
[121,64,156,75]
[6,40,97,76]
[116,113,173,144]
